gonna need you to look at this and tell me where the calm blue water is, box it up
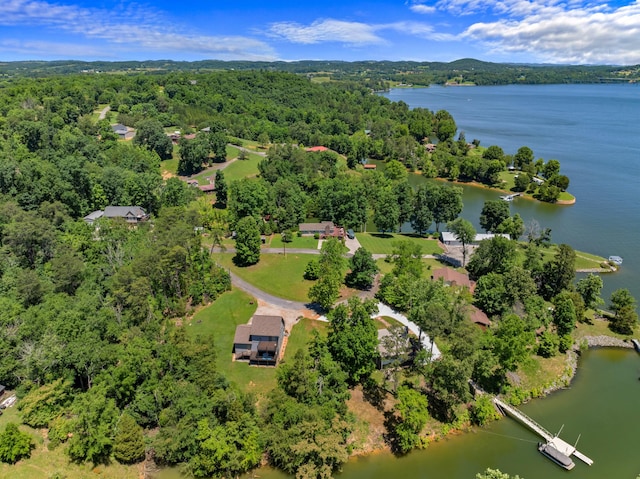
[383,84,640,305]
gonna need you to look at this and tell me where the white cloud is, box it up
[461,0,640,63]
[410,3,438,14]
[0,0,276,60]
[267,19,386,45]
[268,18,452,45]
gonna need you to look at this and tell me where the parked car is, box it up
[347,229,355,239]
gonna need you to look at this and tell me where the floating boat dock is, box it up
[500,193,521,202]
[493,397,594,466]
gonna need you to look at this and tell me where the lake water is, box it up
[382,84,640,305]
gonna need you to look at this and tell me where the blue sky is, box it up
[0,0,638,65]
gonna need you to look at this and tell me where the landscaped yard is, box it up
[213,252,319,303]
[357,233,443,255]
[285,317,329,357]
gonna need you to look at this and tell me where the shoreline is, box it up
[347,336,635,460]
[431,176,576,205]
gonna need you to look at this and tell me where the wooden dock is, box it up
[493,397,594,466]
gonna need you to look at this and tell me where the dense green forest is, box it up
[1,58,639,86]
[0,69,635,479]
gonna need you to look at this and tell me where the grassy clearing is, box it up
[268,234,320,250]
[160,158,179,176]
[376,257,444,276]
[516,243,607,271]
[0,403,139,479]
[285,318,329,358]
[357,233,443,255]
[574,317,632,341]
[223,154,262,183]
[213,253,318,303]
[516,354,568,393]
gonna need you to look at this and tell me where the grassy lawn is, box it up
[516,243,607,271]
[376,257,444,276]
[222,154,262,183]
[213,253,318,303]
[357,233,443,255]
[517,354,569,394]
[574,317,633,341]
[0,404,139,479]
[160,158,179,176]
[268,234,320,250]
[285,318,329,358]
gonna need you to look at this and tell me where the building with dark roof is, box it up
[233,315,285,366]
[84,206,149,225]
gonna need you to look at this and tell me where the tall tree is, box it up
[576,273,604,311]
[432,185,463,233]
[133,119,173,160]
[541,244,576,300]
[479,200,510,233]
[410,183,434,235]
[447,217,476,267]
[214,170,227,208]
[374,187,400,233]
[345,247,378,290]
[327,298,379,384]
[113,413,146,464]
[234,216,261,266]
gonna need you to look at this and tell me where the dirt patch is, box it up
[346,386,394,455]
[161,170,175,180]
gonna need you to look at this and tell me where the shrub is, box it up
[0,423,34,464]
[470,395,501,426]
[304,259,320,280]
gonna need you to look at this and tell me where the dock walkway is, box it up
[493,397,594,466]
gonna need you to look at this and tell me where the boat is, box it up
[631,339,640,353]
[538,441,576,470]
[608,255,623,265]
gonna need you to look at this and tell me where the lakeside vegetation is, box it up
[0,66,635,479]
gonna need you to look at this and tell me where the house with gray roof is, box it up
[233,315,285,366]
[84,206,149,225]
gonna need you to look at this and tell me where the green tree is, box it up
[609,289,638,335]
[466,236,517,279]
[228,178,271,224]
[514,173,530,192]
[410,183,434,235]
[496,213,524,240]
[447,217,476,267]
[470,394,501,426]
[513,146,534,169]
[327,298,379,384]
[345,247,378,290]
[391,386,429,453]
[474,273,509,316]
[374,187,400,233]
[541,244,576,300]
[432,185,463,233]
[552,291,577,336]
[479,200,510,233]
[576,273,604,311]
[477,468,523,479]
[214,170,227,208]
[234,216,261,266]
[542,159,561,179]
[0,423,34,464]
[308,238,345,310]
[113,413,146,464]
[18,378,73,428]
[492,314,533,372]
[133,119,173,160]
[482,145,505,161]
[178,135,209,175]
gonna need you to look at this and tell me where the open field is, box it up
[376,257,444,276]
[221,153,262,182]
[357,233,443,255]
[213,253,318,303]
